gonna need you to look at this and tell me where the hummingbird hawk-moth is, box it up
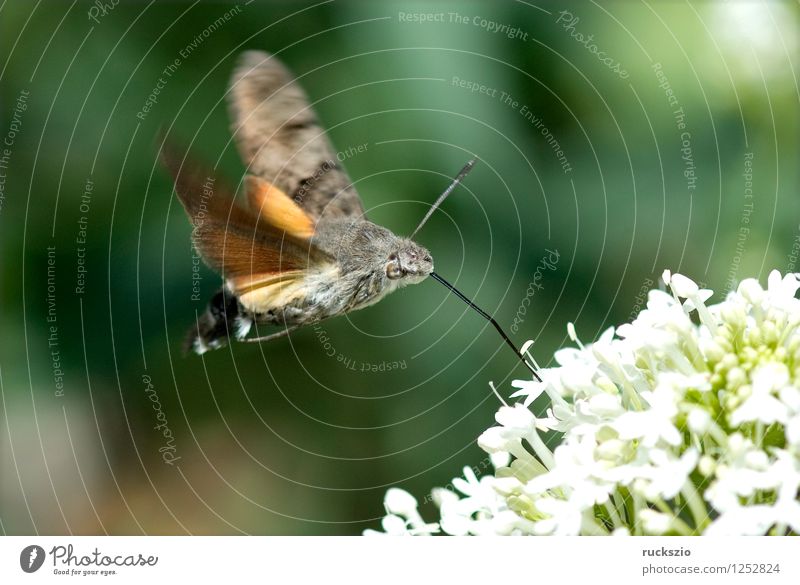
[162,50,540,379]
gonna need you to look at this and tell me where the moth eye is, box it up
[388,253,397,261]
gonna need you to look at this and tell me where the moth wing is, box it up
[160,138,330,305]
[245,175,315,240]
[227,50,366,222]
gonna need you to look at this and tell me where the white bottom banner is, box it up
[1,536,797,583]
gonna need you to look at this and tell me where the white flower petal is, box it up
[381,514,409,535]
[384,488,418,516]
[669,273,699,297]
[368,269,800,537]
[639,509,672,535]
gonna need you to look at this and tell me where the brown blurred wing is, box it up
[160,137,330,300]
[227,50,365,222]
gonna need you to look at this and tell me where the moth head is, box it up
[386,239,433,283]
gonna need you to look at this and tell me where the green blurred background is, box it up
[1,0,798,534]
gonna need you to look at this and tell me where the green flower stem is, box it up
[653,498,693,535]
[681,480,710,532]
[604,500,623,530]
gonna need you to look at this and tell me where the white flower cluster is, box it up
[366,270,800,536]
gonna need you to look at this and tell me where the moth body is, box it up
[163,51,433,354]
[185,216,433,354]
[236,219,431,319]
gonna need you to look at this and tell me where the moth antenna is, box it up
[409,158,477,239]
[430,272,542,381]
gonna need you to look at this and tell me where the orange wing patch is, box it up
[246,175,315,239]
[161,137,332,314]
